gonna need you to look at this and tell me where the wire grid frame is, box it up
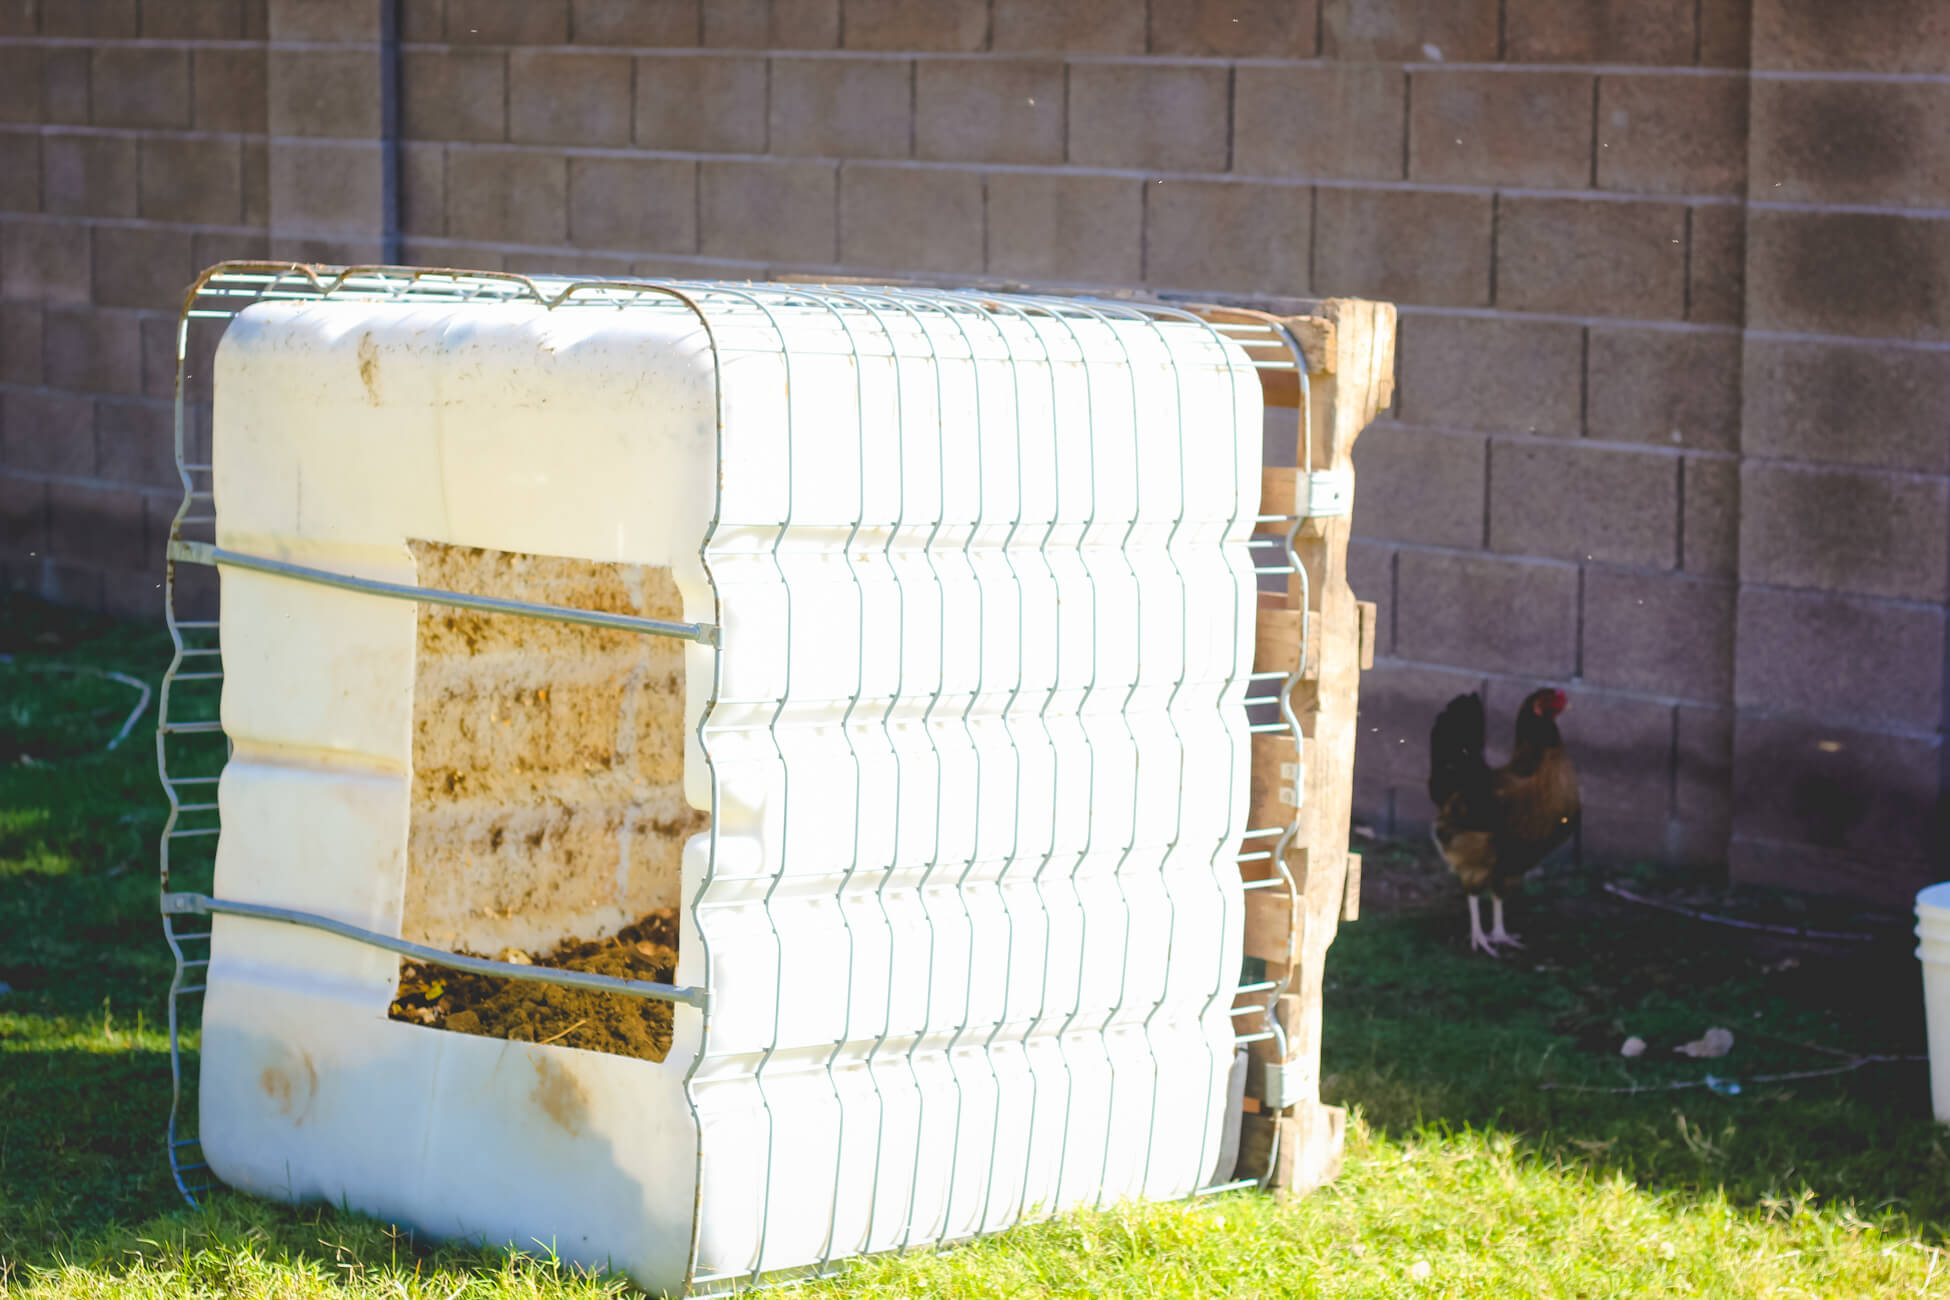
[155,261,1318,1290]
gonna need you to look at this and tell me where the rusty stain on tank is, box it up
[259,1049,318,1126]
[531,1055,589,1135]
[357,332,380,405]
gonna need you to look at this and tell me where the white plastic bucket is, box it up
[1915,883,1950,1122]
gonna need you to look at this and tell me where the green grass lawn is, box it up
[2,591,1946,1297]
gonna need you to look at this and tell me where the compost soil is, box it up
[389,909,679,1062]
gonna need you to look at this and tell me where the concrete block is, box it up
[95,395,174,489]
[634,54,766,152]
[1687,203,1744,326]
[1735,586,1943,730]
[401,0,443,39]
[838,163,983,275]
[1740,336,1950,475]
[1585,326,1741,452]
[1347,423,1486,547]
[0,474,48,566]
[991,0,1145,52]
[445,0,569,43]
[91,46,190,129]
[1747,209,1950,342]
[142,0,248,36]
[1322,0,1499,61]
[985,171,1142,285]
[915,58,1064,165]
[1734,715,1941,867]
[0,301,41,385]
[1143,178,1309,296]
[1739,461,1949,603]
[42,47,91,125]
[400,142,445,237]
[44,307,143,393]
[842,0,986,51]
[1497,196,1688,320]
[1582,568,1734,702]
[1149,0,1317,56]
[444,146,567,244]
[1504,0,1695,63]
[1408,69,1593,189]
[703,0,839,48]
[571,0,697,43]
[268,0,381,39]
[1,390,95,477]
[1698,0,1751,66]
[0,44,40,125]
[242,137,269,225]
[0,132,39,212]
[194,47,268,133]
[769,56,912,159]
[48,482,147,570]
[568,156,696,253]
[1681,456,1737,576]
[1598,74,1748,197]
[44,0,137,38]
[403,49,507,142]
[1314,187,1492,307]
[1727,836,1931,909]
[1750,79,1950,208]
[1675,705,1731,825]
[1068,62,1230,173]
[1753,0,1950,74]
[1233,65,1406,182]
[1396,549,1579,677]
[92,225,196,312]
[1,219,90,305]
[43,134,137,217]
[1489,439,1679,568]
[1346,536,1393,659]
[270,48,382,139]
[139,136,244,225]
[270,138,386,238]
[1395,312,1583,435]
[509,50,632,146]
[698,159,835,264]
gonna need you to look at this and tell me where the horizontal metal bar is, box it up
[168,541,720,648]
[1241,874,1289,888]
[176,1161,209,1173]
[166,776,221,786]
[1235,1031,1276,1045]
[167,827,221,839]
[161,720,224,735]
[170,671,224,683]
[176,983,206,994]
[172,1136,201,1148]
[1235,980,1279,995]
[174,802,219,813]
[1194,1178,1260,1197]
[1237,851,1272,864]
[161,891,708,1010]
[1248,722,1298,734]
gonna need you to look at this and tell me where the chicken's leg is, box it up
[1467,894,1498,957]
[1489,894,1523,949]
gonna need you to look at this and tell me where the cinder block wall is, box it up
[1,0,1944,899]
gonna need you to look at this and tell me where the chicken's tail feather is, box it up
[1428,691,1488,806]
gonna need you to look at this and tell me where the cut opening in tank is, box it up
[385,541,708,1063]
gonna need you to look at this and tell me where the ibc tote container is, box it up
[154,265,1308,1293]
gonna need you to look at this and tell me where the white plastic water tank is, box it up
[196,282,1263,1292]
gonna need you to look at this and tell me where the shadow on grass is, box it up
[1322,850,1950,1238]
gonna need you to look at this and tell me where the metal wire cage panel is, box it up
[156,263,1318,1293]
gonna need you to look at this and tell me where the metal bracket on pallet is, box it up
[1303,470,1353,519]
[1257,1058,1310,1112]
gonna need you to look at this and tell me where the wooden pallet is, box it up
[1186,295,1396,1194]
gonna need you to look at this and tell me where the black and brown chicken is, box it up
[1427,688,1580,956]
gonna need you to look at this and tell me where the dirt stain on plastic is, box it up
[531,1056,589,1135]
[357,332,380,405]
